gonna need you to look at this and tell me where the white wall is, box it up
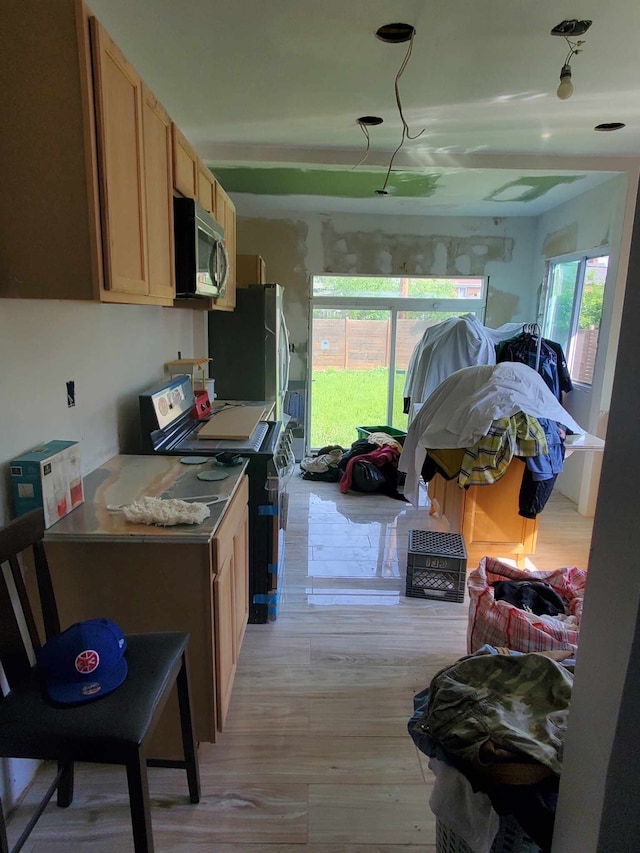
[234,204,540,385]
[553,182,640,852]
[0,297,203,804]
[530,174,631,509]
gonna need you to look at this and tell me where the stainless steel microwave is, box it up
[173,197,229,298]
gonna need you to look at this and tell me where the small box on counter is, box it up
[10,440,84,528]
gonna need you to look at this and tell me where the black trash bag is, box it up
[351,459,386,493]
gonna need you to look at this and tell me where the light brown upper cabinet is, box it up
[0,1,175,306]
[142,86,175,301]
[236,255,267,288]
[172,125,216,216]
[198,163,217,216]
[212,182,237,311]
[92,19,146,298]
[172,124,198,201]
[91,17,175,303]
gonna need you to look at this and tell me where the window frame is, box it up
[541,249,609,389]
[312,273,488,307]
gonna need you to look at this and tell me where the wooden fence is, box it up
[312,318,426,371]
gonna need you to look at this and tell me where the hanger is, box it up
[522,323,541,337]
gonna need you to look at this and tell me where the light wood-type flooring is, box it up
[8,475,592,851]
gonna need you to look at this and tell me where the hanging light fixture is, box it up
[551,19,592,100]
[557,64,574,100]
[374,22,424,195]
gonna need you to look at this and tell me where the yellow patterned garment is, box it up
[458,413,548,487]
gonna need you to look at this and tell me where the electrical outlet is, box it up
[66,380,75,408]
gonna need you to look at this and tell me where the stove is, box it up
[139,375,294,622]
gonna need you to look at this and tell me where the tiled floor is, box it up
[8,475,592,851]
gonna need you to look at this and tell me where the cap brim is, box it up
[45,657,128,706]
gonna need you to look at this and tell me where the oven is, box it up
[139,374,295,623]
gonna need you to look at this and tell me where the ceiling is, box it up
[87,0,640,216]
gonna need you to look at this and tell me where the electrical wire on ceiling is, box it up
[376,25,425,194]
[352,116,383,169]
[353,120,372,169]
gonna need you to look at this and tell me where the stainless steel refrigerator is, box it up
[208,283,290,419]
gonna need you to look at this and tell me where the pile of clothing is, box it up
[403,314,524,413]
[300,432,406,499]
[399,362,584,515]
[408,645,575,853]
[496,325,572,403]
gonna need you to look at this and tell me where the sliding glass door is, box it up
[308,276,487,450]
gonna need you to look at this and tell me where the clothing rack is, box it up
[522,323,543,374]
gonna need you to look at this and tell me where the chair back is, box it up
[0,509,61,699]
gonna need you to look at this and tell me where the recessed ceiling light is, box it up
[375,23,415,44]
[357,116,383,126]
[594,122,626,132]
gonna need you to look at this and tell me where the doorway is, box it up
[308,275,487,450]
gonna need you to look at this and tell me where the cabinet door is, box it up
[212,475,249,729]
[172,124,198,199]
[142,85,175,300]
[90,18,148,296]
[197,162,216,215]
[236,255,267,288]
[213,550,235,729]
[212,182,237,311]
[233,504,249,656]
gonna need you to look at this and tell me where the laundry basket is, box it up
[467,556,586,654]
[436,816,541,853]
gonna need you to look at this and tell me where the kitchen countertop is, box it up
[44,454,249,545]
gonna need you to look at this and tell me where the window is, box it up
[542,254,608,386]
[312,275,486,302]
[309,275,488,447]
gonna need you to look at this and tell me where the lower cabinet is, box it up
[213,479,249,729]
[44,475,249,759]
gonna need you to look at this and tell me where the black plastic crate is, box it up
[406,530,467,603]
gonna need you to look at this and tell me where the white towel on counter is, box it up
[122,496,210,526]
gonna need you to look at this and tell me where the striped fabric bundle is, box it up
[458,413,548,487]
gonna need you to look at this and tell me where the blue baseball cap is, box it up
[36,618,128,705]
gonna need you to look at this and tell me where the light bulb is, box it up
[557,64,573,100]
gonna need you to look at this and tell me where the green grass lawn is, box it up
[310,367,408,449]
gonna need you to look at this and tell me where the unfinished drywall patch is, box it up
[213,166,440,199]
[236,216,310,381]
[486,176,584,204]
[485,285,521,327]
[542,222,579,259]
[320,221,513,277]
